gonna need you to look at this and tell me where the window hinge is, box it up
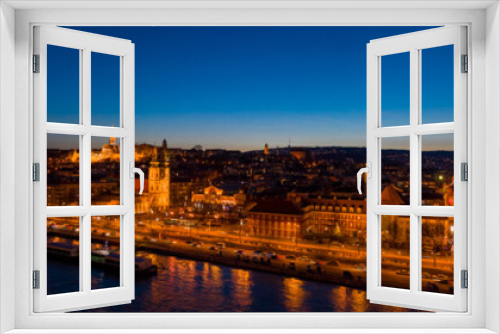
[461,54,468,73]
[33,270,40,289]
[461,270,468,289]
[33,163,40,182]
[33,54,40,73]
[461,162,468,181]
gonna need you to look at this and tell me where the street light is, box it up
[239,220,243,244]
[295,224,299,247]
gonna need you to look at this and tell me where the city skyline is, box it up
[49,140,454,153]
[47,26,454,151]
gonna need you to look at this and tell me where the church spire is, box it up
[151,145,159,163]
[162,148,170,167]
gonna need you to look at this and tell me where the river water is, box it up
[48,252,416,312]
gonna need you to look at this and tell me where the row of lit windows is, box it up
[254,229,297,237]
[306,205,365,214]
[305,220,365,229]
[255,221,296,230]
[306,214,365,221]
[249,214,299,222]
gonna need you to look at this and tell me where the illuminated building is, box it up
[66,137,121,164]
[264,143,269,156]
[147,146,171,210]
[443,179,454,206]
[247,199,303,239]
[381,184,406,205]
[302,197,367,239]
[91,137,120,163]
[170,180,205,207]
[380,186,410,245]
[134,141,172,214]
[290,148,310,161]
[47,184,79,206]
[191,185,246,211]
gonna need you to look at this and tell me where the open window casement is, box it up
[33,26,138,312]
[363,26,467,312]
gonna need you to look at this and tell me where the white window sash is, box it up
[366,26,467,312]
[32,26,136,313]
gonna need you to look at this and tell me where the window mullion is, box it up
[409,48,420,294]
[78,48,84,292]
[82,48,92,294]
[119,55,124,287]
[90,126,129,138]
[81,214,91,293]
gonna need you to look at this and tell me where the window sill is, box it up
[4,329,498,334]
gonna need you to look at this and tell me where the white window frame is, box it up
[366,26,467,312]
[0,1,499,333]
[33,25,136,313]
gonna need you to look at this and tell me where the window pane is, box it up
[381,215,410,290]
[421,134,454,206]
[47,217,80,295]
[47,134,80,206]
[47,45,80,124]
[381,52,410,127]
[91,52,120,127]
[91,137,121,205]
[421,217,454,295]
[381,137,410,205]
[91,215,121,290]
[421,45,454,124]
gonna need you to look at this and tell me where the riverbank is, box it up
[55,250,416,313]
[49,229,415,290]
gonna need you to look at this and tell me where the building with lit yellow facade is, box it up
[302,197,367,239]
[135,146,171,214]
[67,137,121,163]
[246,199,304,239]
[191,185,246,211]
[246,186,412,242]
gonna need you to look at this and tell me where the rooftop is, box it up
[248,199,303,215]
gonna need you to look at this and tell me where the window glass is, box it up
[91,52,120,127]
[381,215,410,290]
[47,45,80,124]
[421,134,454,206]
[47,134,80,206]
[421,45,454,124]
[91,215,121,290]
[381,52,410,127]
[421,217,454,295]
[91,137,121,206]
[47,217,81,295]
[381,137,410,205]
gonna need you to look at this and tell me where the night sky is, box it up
[47,26,454,151]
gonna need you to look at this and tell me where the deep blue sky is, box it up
[47,26,454,151]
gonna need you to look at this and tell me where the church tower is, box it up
[160,145,171,208]
[149,146,161,194]
[148,141,171,211]
[264,143,269,156]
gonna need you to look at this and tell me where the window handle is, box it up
[357,162,371,195]
[130,162,144,195]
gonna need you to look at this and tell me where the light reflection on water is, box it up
[48,252,417,313]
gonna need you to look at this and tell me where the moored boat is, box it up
[47,242,79,258]
[47,241,157,275]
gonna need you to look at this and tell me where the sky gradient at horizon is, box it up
[47,26,454,151]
